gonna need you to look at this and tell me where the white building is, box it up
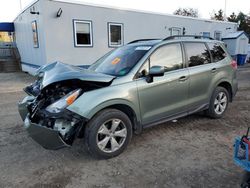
[222,31,249,55]
[14,0,238,74]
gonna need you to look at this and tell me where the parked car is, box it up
[18,36,238,159]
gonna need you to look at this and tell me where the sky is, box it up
[0,0,250,22]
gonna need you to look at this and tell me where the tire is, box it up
[84,108,132,159]
[207,86,229,119]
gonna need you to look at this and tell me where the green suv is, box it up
[18,36,238,158]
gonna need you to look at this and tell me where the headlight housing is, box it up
[46,89,82,113]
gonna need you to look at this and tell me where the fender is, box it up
[67,81,141,123]
[209,77,233,100]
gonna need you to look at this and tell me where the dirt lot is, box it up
[0,65,250,188]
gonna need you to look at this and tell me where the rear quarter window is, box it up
[207,43,227,62]
[184,42,211,67]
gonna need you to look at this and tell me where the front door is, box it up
[136,43,189,125]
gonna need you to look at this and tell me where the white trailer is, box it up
[14,0,238,74]
[222,31,249,56]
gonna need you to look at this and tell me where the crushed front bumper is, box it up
[18,96,69,150]
[23,116,69,150]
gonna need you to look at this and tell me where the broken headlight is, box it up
[46,89,82,113]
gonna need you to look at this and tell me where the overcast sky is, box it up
[0,0,250,22]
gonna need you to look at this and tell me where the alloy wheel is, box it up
[214,91,227,115]
[96,119,127,153]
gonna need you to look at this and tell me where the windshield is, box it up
[89,45,152,76]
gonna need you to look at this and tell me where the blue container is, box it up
[237,54,247,66]
[234,137,250,172]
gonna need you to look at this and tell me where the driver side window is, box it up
[138,60,149,77]
[150,43,183,72]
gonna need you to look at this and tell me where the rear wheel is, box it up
[84,109,132,159]
[207,86,229,118]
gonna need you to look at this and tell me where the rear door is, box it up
[183,42,213,111]
[136,42,189,125]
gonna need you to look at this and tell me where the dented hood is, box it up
[37,62,115,88]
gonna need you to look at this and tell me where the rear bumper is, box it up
[18,96,69,150]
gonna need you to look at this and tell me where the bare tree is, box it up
[173,8,199,18]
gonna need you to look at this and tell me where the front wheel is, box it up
[207,86,229,119]
[84,109,132,159]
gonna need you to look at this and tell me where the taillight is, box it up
[231,60,237,69]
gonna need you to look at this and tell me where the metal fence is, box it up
[0,43,19,60]
[0,42,21,72]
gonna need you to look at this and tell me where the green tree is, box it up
[211,9,225,21]
[173,8,199,18]
[237,12,250,35]
[227,12,237,22]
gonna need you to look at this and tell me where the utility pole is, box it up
[19,0,22,10]
[224,0,227,20]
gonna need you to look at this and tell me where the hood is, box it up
[37,62,115,88]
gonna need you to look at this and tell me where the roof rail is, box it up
[128,39,160,44]
[163,35,214,41]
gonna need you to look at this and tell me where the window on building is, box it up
[73,20,92,47]
[150,43,183,72]
[108,23,123,47]
[214,31,222,40]
[202,32,210,38]
[184,42,211,67]
[170,27,181,36]
[31,21,39,48]
[207,43,227,62]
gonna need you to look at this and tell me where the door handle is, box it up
[211,68,217,73]
[179,76,188,82]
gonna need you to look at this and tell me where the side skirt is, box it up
[142,103,209,129]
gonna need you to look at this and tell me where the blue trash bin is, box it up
[237,54,247,66]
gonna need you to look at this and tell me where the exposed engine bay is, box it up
[18,62,115,149]
[24,79,111,145]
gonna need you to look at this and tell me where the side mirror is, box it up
[146,66,164,83]
[149,66,164,77]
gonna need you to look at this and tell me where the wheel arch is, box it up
[85,101,142,134]
[217,81,233,102]
[104,104,142,133]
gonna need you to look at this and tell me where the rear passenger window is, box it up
[184,43,211,67]
[207,43,227,62]
[150,43,183,72]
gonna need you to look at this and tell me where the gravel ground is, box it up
[0,64,250,188]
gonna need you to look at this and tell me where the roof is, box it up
[128,39,161,46]
[0,22,14,32]
[53,0,237,25]
[13,0,39,22]
[14,0,237,26]
[222,31,249,40]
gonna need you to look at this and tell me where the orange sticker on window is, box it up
[111,57,121,65]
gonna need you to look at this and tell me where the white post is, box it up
[224,0,227,20]
[19,0,22,10]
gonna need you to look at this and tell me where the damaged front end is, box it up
[18,62,115,150]
[18,83,86,149]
